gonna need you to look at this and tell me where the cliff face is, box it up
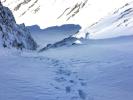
[0,3,37,50]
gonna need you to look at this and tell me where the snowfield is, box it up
[0,1,133,100]
[0,35,133,100]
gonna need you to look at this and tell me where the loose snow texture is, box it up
[0,28,133,100]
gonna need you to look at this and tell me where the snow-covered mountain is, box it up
[39,1,133,51]
[74,1,133,39]
[2,0,131,28]
[1,1,133,100]
[2,0,133,50]
[28,24,81,48]
[0,3,37,50]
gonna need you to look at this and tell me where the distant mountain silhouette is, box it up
[27,24,81,33]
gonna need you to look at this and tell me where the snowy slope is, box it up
[0,35,133,100]
[2,0,132,28]
[74,1,133,39]
[0,1,133,99]
[38,1,133,51]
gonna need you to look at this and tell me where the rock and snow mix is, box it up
[44,1,133,50]
[74,1,133,39]
[0,3,37,50]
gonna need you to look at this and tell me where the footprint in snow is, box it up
[65,86,71,93]
[56,69,71,76]
[78,89,87,100]
[69,80,75,84]
[80,82,87,86]
[54,77,67,82]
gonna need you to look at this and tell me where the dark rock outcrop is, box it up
[0,3,37,50]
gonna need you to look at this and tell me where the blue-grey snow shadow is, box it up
[27,24,81,46]
[39,35,133,52]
